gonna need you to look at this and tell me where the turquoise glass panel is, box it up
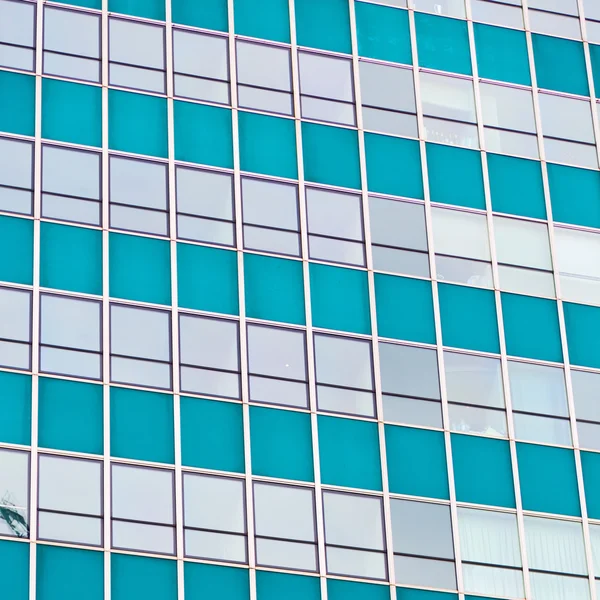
[110,387,174,464]
[548,163,600,229]
[355,2,411,64]
[302,122,361,189]
[365,133,423,199]
[37,545,103,600]
[109,89,168,158]
[328,579,389,600]
[257,570,321,600]
[185,563,249,600]
[310,263,371,335]
[234,0,290,43]
[532,34,589,95]
[238,111,297,179]
[564,302,600,369]
[438,284,500,354]
[42,79,101,147]
[38,377,102,455]
[112,554,177,600]
[473,23,531,86]
[581,451,600,520]
[60,0,101,7]
[177,243,239,315]
[172,0,227,30]
[244,253,305,325]
[386,425,449,500]
[487,153,546,219]
[0,215,32,285]
[40,222,102,295]
[174,100,233,168]
[375,274,436,344]
[397,590,458,600]
[452,434,515,508]
[0,371,30,446]
[0,540,28,600]
[250,406,314,482]
[180,397,244,473]
[501,293,563,362]
[517,443,580,517]
[295,0,351,54]
[318,415,382,491]
[427,143,485,209]
[0,70,35,136]
[415,13,471,75]
[108,0,165,20]
[591,44,600,95]
[109,232,171,305]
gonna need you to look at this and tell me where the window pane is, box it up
[0,288,31,343]
[508,361,568,416]
[572,370,600,422]
[394,555,456,589]
[247,325,306,380]
[299,52,354,102]
[179,315,238,371]
[480,82,536,133]
[494,216,551,270]
[369,197,428,251]
[0,137,33,214]
[420,72,476,123]
[237,41,291,91]
[0,448,29,537]
[109,18,164,70]
[306,188,363,241]
[173,29,228,80]
[110,156,168,211]
[539,93,595,143]
[42,145,100,201]
[176,167,233,220]
[242,178,298,231]
[432,207,490,261]
[359,61,416,113]
[44,7,100,59]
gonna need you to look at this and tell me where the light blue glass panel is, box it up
[60,0,102,8]
[328,579,389,600]
[397,590,458,600]
[184,563,249,600]
[564,302,600,369]
[0,70,35,136]
[0,216,33,285]
[108,0,165,20]
[172,0,228,31]
[581,451,600,520]
[0,540,28,600]
[295,0,351,54]
[112,554,177,600]
[234,0,290,43]
[590,44,600,95]
[256,571,321,600]
[0,371,30,446]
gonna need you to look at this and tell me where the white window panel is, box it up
[432,207,490,261]
[494,216,552,270]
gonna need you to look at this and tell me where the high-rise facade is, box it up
[1,0,600,599]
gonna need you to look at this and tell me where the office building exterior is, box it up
[1,0,600,599]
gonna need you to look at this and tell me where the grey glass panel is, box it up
[544,137,597,170]
[383,395,443,428]
[306,188,363,240]
[0,43,33,70]
[38,512,102,546]
[424,117,479,149]
[242,178,298,230]
[530,9,581,38]
[372,246,430,278]
[327,547,387,580]
[110,204,168,236]
[359,62,415,111]
[379,343,440,400]
[0,137,32,190]
[480,83,535,133]
[513,413,572,446]
[413,0,465,17]
[0,0,34,47]
[317,386,375,418]
[309,236,365,266]
[243,226,300,256]
[584,0,600,20]
[436,255,493,288]
[111,305,170,361]
[173,29,228,80]
[449,403,507,436]
[237,86,293,115]
[248,325,306,380]
[236,41,291,91]
[369,197,427,250]
[41,347,101,380]
[0,340,30,371]
[529,572,590,600]
[571,370,600,422]
[180,315,238,370]
[176,167,233,220]
[529,0,577,14]
[0,288,30,343]
[472,0,524,28]
[44,7,99,58]
[109,63,165,94]
[44,52,100,82]
[539,94,595,143]
[299,52,353,102]
[395,555,457,589]
[301,96,356,126]
[111,357,171,390]
[420,72,476,123]
[0,188,32,216]
[42,145,100,200]
[177,215,235,246]
[577,421,600,451]
[249,376,308,408]
[0,449,28,537]
[485,127,539,159]
[185,529,246,562]
[174,74,230,104]
[463,564,524,598]
[256,538,317,571]
[113,520,175,554]
[362,107,419,138]
[109,18,164,69]
[508,361,567,416]
[180,366,240,399]
[110,156,167,210]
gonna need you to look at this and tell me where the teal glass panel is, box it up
[256,570,321,600]
[0,371,30,446]
[238,111,297,179]
[365,133,423,199]
[174,100,233,168]
[386,425,449,500]
[473,23,531,86]
[0,215,32,285]
[532,34,589,96]
[355,2,411,64]
[397,589,458,600]
[108,0,165,20]
[0,540,28,600]
[110,386,174,464]
[517,443,580,517]
[415,13,471,75]
[109,89,168,158]
[244,253,305,325]
[112,554,177,600]
[38,377,102,455]
[185,563,249,600]
[40,222,102,295]
[295,0,351,54]
[302,122,361,190]
[109,232,171,305]
[42,79,101,147]
[328,579,389,600]
[250,406,314,482]
[180,397,244,473]
[177,243,239,315]
[548,163,600,229]
[318,415,382,491]
[501,293,563,362]
[487,153,546,220]
[438,284,500,354]
[426,143,485,209]
[564,302,600,369]
[581,451,600,520]
[234,0,290,43]
[0,70,35,136]
[60,0,101,7]
[591,44,600,95]
[310,263,371,335]
[452,434,515,508]
[172,0,227,31]
[37,545,103,600]
[374,274,436,344]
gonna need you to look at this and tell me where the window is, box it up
[323,491,387,580]
[413,0,466,18]
[173,30,229,105]
[110,156,169,236]
[43,7,101,82]
[0,448,29,538]
[40,294,102,380]
[0,136,33,216]
[248,324,308,408]
[254,482,317,571]
[0,0,35,71]
[529,0,581,39]
[572,370,600,451]
[0,286,31,370]
[237,41,292,115]
[179,314,240,399]
[391,499,456,590]
[176,166,235,247]
[112,464,175,555]
[242,177,300,256]
[110,304,172,390]
[472,0,524,28]
[38,455,102,546]
[183,473,246,563]
[584,0,600,43]
[109,18,165,94]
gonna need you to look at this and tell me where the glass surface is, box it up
[185,529,246,562]
[237,40,291,91]
[432,207,491,261]
[0,0,35,48]
[472,0,524,29]
[449,403,507,437]
[539,93,595,144]
[38,512,102,546]
[42,145,100,201]
[394,554,457,589]
[0,136,33,192]
[110,156,168,211]
[0,288,31,343]
[248,324,306,380]
[0,449,29,537]
[249,375,308,408]
[306,188,363,241]
[327,547,387,580]
[112,520,175,554]
[359,61,416,112]
[572,370,600,422]
[173,29,228,80]
[176,167,233,220]
[420,72,476,123]
[237,86,292,115]
[494,216,551,270]
[413,0,465,17]
[437,254,493,288]
[242,177,298,230]
[44,6,100,58]
[480,82,536,133]
[299,52,354,102]
[383,395,443,428]
[256,538,317,571]
[508,361,568,416]
[463,563,525,598]
[109,18,165,70]
[513,413,572,446]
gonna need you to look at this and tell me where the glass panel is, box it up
[247,325,306,380]
[179,315,238,371]
[494,216,552,270]
[0,449,29,538]
[110,156,168,211]
[299,52,354,102]
[237,41,291,91]
[508,361,568,416]
[173,29,228,80]
[432,207,490,261]
[359,61,416,112]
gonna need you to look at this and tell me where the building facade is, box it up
[1,0,600,599]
